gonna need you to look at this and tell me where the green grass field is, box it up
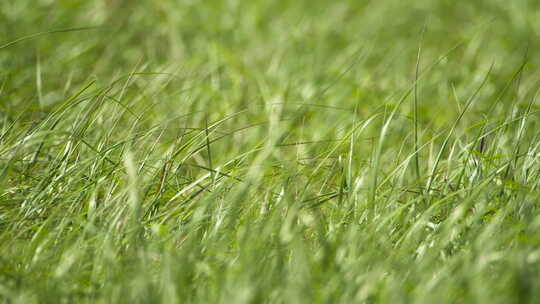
[2,1,540,303]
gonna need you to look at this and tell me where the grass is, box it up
[2,0,540,303]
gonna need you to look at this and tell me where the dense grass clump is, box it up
[2,1,540,303]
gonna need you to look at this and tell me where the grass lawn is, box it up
[2,1,540,303]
